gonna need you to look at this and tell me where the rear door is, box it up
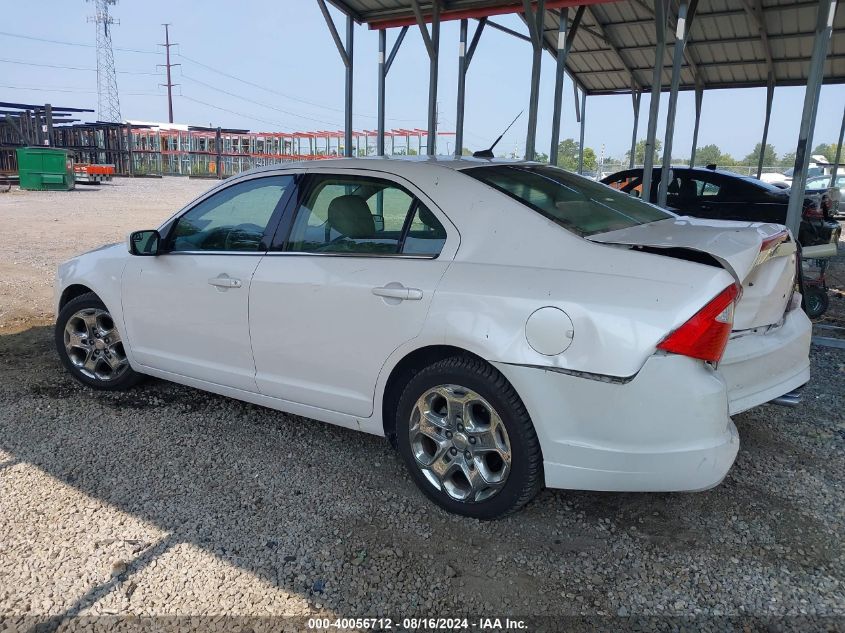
[248,169,459,417]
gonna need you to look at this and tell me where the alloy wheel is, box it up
[63,308,129,381]
[408,384,512,503]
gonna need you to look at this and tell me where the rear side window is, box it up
[286,174,447,256]
[466,165,673,237]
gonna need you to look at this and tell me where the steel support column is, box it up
[578,90,587,174]
[377,30,386,155]
[786,0,837,236]
[317,0,354,157]
[411,0,440,155]
[550,9,568,165]
[215,127,222,179]
[455,18,485,155]
[126,124,134,177]
[690,84,703,166]
[523,0,545,161]
[757,78,775,178]
[831,105,845,185]
[658,2,688,208]
[345,16,354,156]
[44,104,53,146]
[641,0,668,202]
[376,26,408,156]
[629,89,641,168]
[456,19,469,155]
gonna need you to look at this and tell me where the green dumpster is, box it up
[16,147,75,191]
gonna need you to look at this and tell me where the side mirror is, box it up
[128,229,161,256]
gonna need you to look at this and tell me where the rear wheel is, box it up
[55,292,144,391]
[395,356,543,519]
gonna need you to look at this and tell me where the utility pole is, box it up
[158,24,180,124]
[87,0,122,122]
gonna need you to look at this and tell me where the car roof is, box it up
[235,155,538,178]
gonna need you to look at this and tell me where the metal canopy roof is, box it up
[327,0,844,95]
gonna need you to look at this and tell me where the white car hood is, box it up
[588,217,785,282]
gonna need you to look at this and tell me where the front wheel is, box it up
[395,356,543,519]
[55,292,144,391]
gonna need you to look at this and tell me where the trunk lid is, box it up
[589,217,797,330]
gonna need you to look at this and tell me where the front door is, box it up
[249,171,457,417]
[122,174,295,391]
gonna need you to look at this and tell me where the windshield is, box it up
[465,164,674,237]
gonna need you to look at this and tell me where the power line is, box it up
[180,73,343,128]
[0,83,161,96]
[0,57,160,75]
[179,94,293,130]
[0,30,157,54]
[176,52,421,123]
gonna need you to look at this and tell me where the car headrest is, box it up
[417,205,445,235]
[327,195,375,238]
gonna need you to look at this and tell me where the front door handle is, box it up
[208,274,242,290]
[372,284,423,301]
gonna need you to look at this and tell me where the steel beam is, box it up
[584,6,642,89]
[378,30,386,155]
[629,89,641,168]
[831,105,845,185]
[485,19,530,42]
[757,78,775,178]
[641,0,668,202]
[345,16,354,157]
[523,0,545,161]
[456,19,469,156]
[549,8,568,166]
[411,0,440,155]
[317,0,355,157]
[376,25,409,156]
[215,127,222,178]
[578,89,587,174]
[689,83,703,166]
[785,0,837,236]
[126,123,135,177]
[44,104,53,146]
[658,2,688,208]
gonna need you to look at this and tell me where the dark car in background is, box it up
[601,167,841,248]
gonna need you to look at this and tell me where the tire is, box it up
[803,287,830,319]
[55,292,144,391]
[395,355,543,519]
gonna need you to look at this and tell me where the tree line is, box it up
[464,139,841,173]
[625,140,841,169]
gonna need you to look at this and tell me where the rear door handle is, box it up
[208,274,242,290]
[372,285,423,301]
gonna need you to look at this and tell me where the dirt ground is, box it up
[1,178,844,628]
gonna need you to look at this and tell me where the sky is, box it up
[2,0,843,163]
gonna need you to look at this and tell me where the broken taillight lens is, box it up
[657,284,740,363]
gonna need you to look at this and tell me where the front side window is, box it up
[169,175,293,252]
[286,175,446,256]
[465,165,673,237]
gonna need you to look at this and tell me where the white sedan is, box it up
[54,158,811,519]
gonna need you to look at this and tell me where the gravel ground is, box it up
[0,178,211,333]
[0,178,844,630]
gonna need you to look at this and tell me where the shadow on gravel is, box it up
[0,325,842,620]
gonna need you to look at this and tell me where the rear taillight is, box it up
[657,284,740,363]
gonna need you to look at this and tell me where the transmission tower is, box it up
[87,0,122,122]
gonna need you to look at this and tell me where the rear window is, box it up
[465,165,673,237]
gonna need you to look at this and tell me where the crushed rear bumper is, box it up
[720,306,812,415]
